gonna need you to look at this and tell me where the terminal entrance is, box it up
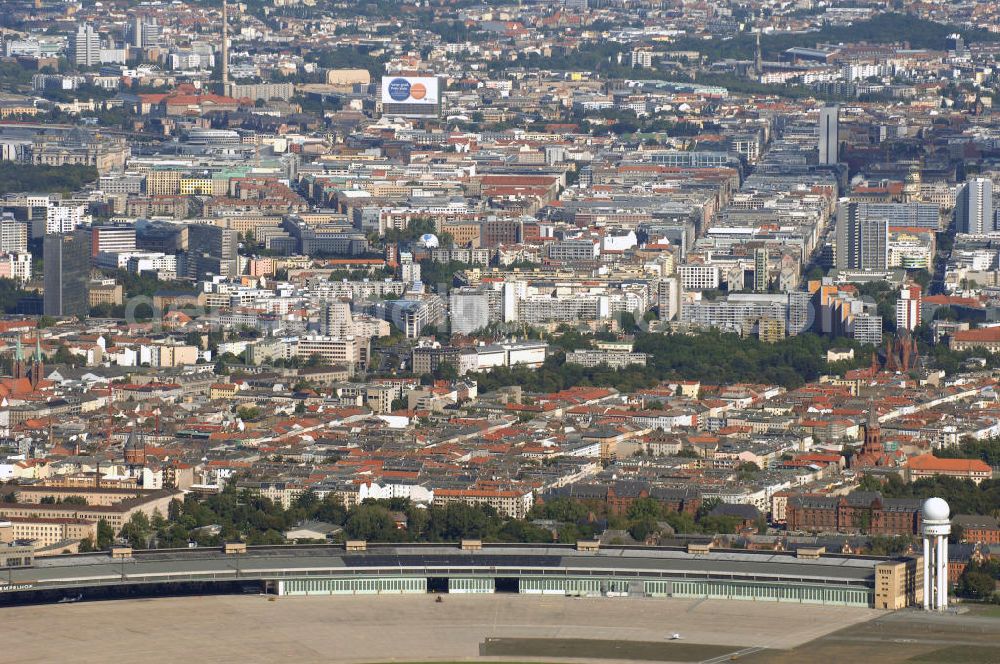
[430,577,499,594]
[448,577,495,593]
[495,577,519,593]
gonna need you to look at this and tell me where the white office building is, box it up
[69,25,101,67]
[45,203,90,234]
[956,178,993,234]
[818,106,839,166]
[449,290,490,335]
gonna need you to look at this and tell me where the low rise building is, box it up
[433,487,534,519]
[906,455,993,485]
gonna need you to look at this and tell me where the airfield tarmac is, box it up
[2,593,882,663]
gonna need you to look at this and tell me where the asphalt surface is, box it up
[1,594,879,663]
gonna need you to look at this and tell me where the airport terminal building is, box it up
[0,542,921,610]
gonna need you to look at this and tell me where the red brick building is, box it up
[542,481,700,518]
[850,409,900,469]
[785,492,922,535]
[948,542,991,584]
[953,514,1000,545]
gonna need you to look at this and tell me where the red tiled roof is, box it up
[907,454,991,473]
[953,328,1000,342]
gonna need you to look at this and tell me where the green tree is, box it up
[698,515,742,535]
[344,504,397,541]
[494,520,553,543]
[628,518,659,542]
[313,496,347,525]
[51,345,80,366]
[0,163,98,195]
[96,518,114,549]
[429,502,492,540]
[294,490,319,511]
[530,497,590,523]
[662,510,699,534]
[168,498,183,521]
[957,568,996,600]
[120,512,152,549]
[627,497,663,521]
[236,405,261,422]
[558,523,584,543]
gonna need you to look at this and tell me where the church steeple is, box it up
[28,337,43,389]
[12,336,25,380]
[124,428,147,482]
[750,12,763,79]
[850,400,891,469]
[754,27,763,77]
[864,401,882,450]
[867,401,879,428]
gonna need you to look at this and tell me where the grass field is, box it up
[908,646,1000,663]
[479,637,758,662]
[741,609,1000,664]
[963,604,1000,619]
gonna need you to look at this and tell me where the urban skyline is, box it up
[0,0,999,661]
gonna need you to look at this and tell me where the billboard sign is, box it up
[380,76,439,106]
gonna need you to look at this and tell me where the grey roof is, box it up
[8,544,890,595]
[952,514,1000,529]
[710,503,761,521]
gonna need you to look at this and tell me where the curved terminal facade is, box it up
[0,542,921,609]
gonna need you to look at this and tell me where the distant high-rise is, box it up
[0,214,28,254]
[835,199,888,272]
[449,289,489,335]
[752,26,763,78]
[90,225,137,258]
[955,178,993,234]
[69,24,101,67]
[43,230,90,318]
[655,277,680,321]
[221,0,229,89]
[322,300,353,337]
[835,202,938,230]
[818,106,839,166]
[127,15,142,48]
[896,284,922,332]
[945,33,966,57]
[753,247,768,292]
[185,225,238,279]
[127,15,160,49]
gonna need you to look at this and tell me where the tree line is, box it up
[864,473,1000,518]
[671,13,999,62]
[0,164,98,196]
[76,486,751,551]
[477,329,871,394]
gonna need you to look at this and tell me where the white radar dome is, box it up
[419,233,439,248]
[922,497,950,522]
